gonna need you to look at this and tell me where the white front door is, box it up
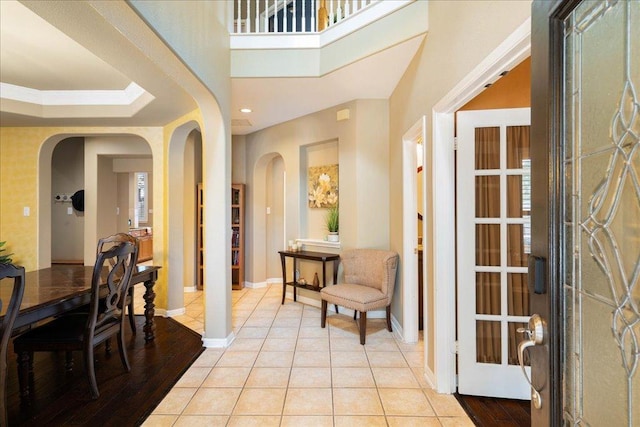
[456,108,532,399]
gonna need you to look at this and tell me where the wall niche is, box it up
[299,139,338,242]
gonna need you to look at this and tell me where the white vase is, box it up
[327,232,339,242]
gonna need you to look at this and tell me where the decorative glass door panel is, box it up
[562,1,639,425]
[457,108,532,398]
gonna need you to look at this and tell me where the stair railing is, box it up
[233,0,376,34]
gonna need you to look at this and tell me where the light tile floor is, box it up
[137,284,473,426]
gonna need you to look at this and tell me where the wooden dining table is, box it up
[0,264,161,342]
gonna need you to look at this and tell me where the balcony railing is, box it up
[233,0,377,34]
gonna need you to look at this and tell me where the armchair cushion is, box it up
[320,283,387,312]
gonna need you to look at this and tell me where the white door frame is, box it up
[402,116,427,345]
[430,18,531,393]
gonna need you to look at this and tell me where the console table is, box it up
[278,250,340,305]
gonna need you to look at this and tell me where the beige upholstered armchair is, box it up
[320,249,399,344]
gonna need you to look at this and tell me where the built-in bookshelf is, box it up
[197,183,245,290]
[231,184,244,290]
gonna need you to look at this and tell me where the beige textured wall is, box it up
[51,138,85,262]
[132,0,233,339]
[388,0,531,375]
[240,99,390,303]
[265,156,285,279]
[84,135,154,265]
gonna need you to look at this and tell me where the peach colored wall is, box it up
[459,57,531,111]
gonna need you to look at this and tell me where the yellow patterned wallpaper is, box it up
[0,111,203,310]
[1,127,51,271]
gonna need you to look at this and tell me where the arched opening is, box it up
[167,121,202,315]
[251,153,286,287]
[39,133,154,269]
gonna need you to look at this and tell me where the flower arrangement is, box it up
[0,241,13,264]
[325,205,339,233]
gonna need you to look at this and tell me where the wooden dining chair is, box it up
[97,234,137,334]
[1,263,26,427]
[14,233,138,399]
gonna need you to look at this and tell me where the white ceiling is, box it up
[0,0,423,135]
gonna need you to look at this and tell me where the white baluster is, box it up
[264,0,269,32]
[336,0,342,22]
[292,0,297,33]
[284,0,288,33]
[301,0,306,32]
[329,0,334,27]
[352,0,357,15]
[310,0,315,32]
[344,0,350,19]
[246,0,251,32]
[237,0,242,33]
[275,0,279,32]
[255,0,259,32]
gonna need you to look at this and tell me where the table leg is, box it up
[280,253,287,305]
[322,262,327,288]
[293,258,297,302]
[143,278,156,342]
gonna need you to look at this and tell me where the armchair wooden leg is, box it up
[359,311,367,345]
[321,300,327,328]
[353,310,357,320]
[386,306,392,332]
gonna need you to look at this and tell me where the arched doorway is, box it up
[251,153,286,287]
[167,121,202,315]
[39,133,154,269]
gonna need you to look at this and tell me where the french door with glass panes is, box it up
[456,108,531,399]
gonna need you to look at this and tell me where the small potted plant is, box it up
[325,205,339,242]
[0,241,14,264]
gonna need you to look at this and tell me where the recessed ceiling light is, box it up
[240,108,252,113]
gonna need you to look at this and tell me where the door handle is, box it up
[517,313,545,409]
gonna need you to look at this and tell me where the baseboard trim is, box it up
[164,307,186,317]
[154,308,167,317]
[244,281,267,289]
[390,314,405,342]
[202,331,236,348]
[184,286,198,293]
[423,365,437,389]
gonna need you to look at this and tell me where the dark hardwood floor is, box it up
[5,316,204,426]
[455,393,531,427]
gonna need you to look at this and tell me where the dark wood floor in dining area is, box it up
[5,316,204,426]
[455,393,531,426]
